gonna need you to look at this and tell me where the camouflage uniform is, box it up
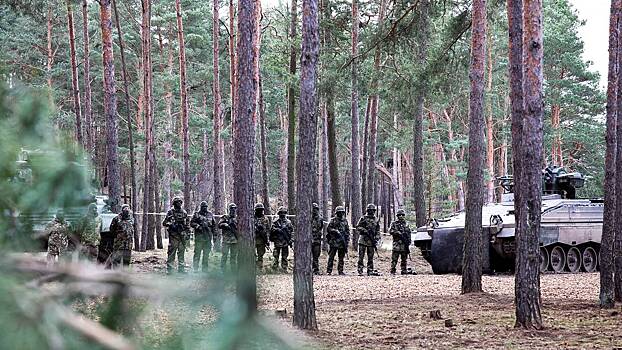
[218,209,238,271]
[356,209,380,275]
[311,210,324,274]
[46,218,70,261]
[326,212,350,275]
[190,204,215,272]
[389,216,412,274]
[77,204,102,261]
[270,211,293,271]
[163,204,190,273]
[110,210,134,267]
[255,208,272,270]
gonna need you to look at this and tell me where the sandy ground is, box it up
[127,240,622,349]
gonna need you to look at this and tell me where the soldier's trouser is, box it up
[256,244,266,269]
[272,246,289,270]
[391,251,408,273]
[357,244,374,274]
[312,243,321,273]
[81,244,99,262]
[221,243,238,270]
[213,231,222,252]
[112,249,131,267]
[327,246,346,274]
[167,235,186,272]
[193,237,211,272]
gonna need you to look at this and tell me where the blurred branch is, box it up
[56,306,136,350]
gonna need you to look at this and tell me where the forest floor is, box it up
[125,238,622,349]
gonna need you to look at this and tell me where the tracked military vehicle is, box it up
[413,166,603,274]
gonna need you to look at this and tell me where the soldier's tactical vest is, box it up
[311,215,324,244]
[255,215,271,246]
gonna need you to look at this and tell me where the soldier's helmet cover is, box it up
[366,203,377,211]
[200,201,208,208]
[228,203,237,210]
[312,203,319,209]
[173,197,183,204]
[254,203,264,210]
[397,209,406,216]
[277,206,287,214]
[335,206,345,213]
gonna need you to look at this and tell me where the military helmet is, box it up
[200,201,208,207]
[396,209,406,216]
[121,204,130,210]
[173,197,183,204]
[228,203,237,210]
[335,206,345,213]
[277,206,287,214]
[366,203,377,211]
[312,202,319,209]
[254,203,264,210]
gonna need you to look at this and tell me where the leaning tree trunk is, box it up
[461,0,487,295]
[350,0,362,228]
[293,0,319,330]
[233,0,259,311]
[366,0,386,206]
[515,0,544,329]
[112,0,139,245]
[99,0,121,213]
[412,0,430,228]
[175,0,191,209]
[213,0,225,216]
[287,0,298,213]
[81,0,92,152]
[67,0,83,146]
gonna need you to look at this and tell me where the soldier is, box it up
[310,203,324,275]
[218,203,238,271]
[356,203,381,276]
[389,209,413,275]
[46,210,70,264]
[77,203,102,261]
[254,203,272,271]
[162,197,190,274]
[190,201,215,272]
[110,204,134,268]
[326,206,350,275]
[270,207,293,272]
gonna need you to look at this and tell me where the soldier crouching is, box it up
[389,209,414,275]
[326,206,349,275]
[110,204,134,268]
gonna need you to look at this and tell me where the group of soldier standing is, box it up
[45,196,415,276]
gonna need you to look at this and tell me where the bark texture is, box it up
[81,0,92,152]
[234,0,259,310]
[67,0,83,146]
[176,0,191,208]
[287,0,298,213]
[99,0,121,213]
[615,1,622,303]
[350,0,362,227]
[515,0,544,329]
[259,77,271,213]
[293,0,319,330]
[213,0,225,215]
[461,0,487,295]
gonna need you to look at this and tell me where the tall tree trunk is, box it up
[551,104,563,165]
[485,32,495,203]
[100,0,121,213]
[366,0,387,206]
[47,6,54,103]
[326,96,342,207]
[82,0,93,153]
[361,96,371,212]
[229,0,236,130]
[412,0,429,228]
[614,3,622,302]
[234,0,259,311]
[259,77,271,213]
[175,0,191,209]
[461,0,486,295]
[293,0,319,330]
[140,0,153,251]
[279,108,289,206]
[67,0,83,146]
[515,0,544,329]
[112,0,139,247]
[287,0,298,213]
[392,114,404,209]
[350,0,362,228]
[163,25,174,212]
[213,0,225,215]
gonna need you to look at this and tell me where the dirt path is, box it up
[131,243,622,349]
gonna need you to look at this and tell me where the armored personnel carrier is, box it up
[413,166,602,274]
